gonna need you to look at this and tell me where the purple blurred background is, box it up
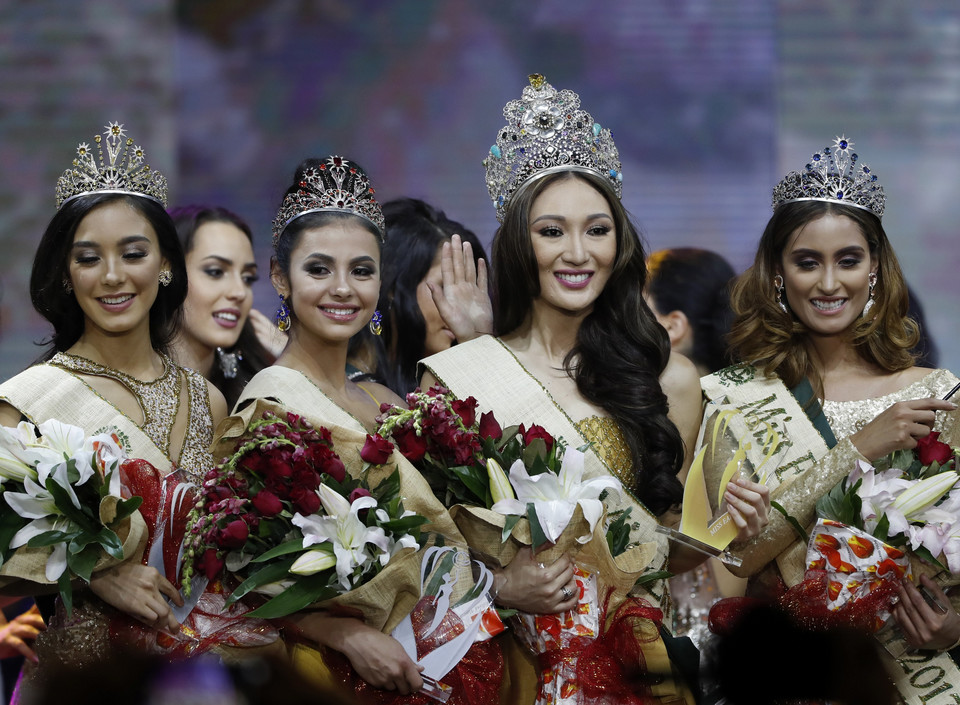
[1,0,958,378]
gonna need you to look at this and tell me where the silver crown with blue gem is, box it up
[772,136,885,218]
[483,74,623,222]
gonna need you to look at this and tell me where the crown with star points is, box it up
[55,121,168,209]
[772,136,885,218]
[272,155,384,247]
[483,74,623,222]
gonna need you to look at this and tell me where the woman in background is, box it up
[169,205,275,409]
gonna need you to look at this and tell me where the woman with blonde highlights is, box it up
[701,137,960,703]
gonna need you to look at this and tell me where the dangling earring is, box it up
[773,274,787,314]
[276,294,291,332]
[862,272,877,317]
[216,347,242,379]
[158,269,172,287]
[63,279,73,294]
[368,309,383,336]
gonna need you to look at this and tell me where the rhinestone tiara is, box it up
[55,121,167,209]
[271,155,384,246]
[483,74,623,222]
[772,136,885,218]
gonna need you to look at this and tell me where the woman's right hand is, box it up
[293,614,423,694]
[248,307,287,358]
[850,398,957,461]
[492,548,579,614]
[89,562,182,633]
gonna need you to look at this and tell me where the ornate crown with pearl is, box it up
[483,74,623,222]
[271,155,384,246]
[55,121,168,209]
[772,136,885,218]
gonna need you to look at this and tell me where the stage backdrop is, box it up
[1,0,958,379]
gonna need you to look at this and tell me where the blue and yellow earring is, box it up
[368,309,383,336]
[276,294,291,332]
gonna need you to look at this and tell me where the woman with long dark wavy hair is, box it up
[700,136,960,702]
[421,75,769,704]
[168,205,275,408]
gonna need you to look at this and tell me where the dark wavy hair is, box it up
[374,198,487,395]
[31,193,187,361]
[493,170,684,516]
[646,247,736,374]
[728,200,917,393]
[272,158,382,325]
[168,204,275,408]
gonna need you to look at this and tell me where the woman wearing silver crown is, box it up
[0,123,279,690]
[700,136,960,703]
[420,74,771,704]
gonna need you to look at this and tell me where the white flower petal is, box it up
[45,542,68,582]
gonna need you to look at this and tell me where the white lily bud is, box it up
[487,458,515,504]
[892,471,959,518]
[290,548,337,576]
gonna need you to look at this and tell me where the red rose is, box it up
[349,487,372,503]
[521,424,555,453]
[917,431,953,466]
[479,411,502,441]
[291,487,321,515]
[361,434,394,465]
[393,426,428,462]
[451,397,478,428]
[219,519,249,549]
[252,490,283,517]
[322,457,346,484]
[199,548,224,580]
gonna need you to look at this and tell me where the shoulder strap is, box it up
[237,367,365,433]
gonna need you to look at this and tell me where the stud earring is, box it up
[773,274,787,314]
[368,309,383,336]
[63,279,73,294]
[276,294,291,332]
[158,269,172,287]
[216,347,242,379]
[862,272,877,317]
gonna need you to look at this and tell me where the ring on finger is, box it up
[560,586,573,601]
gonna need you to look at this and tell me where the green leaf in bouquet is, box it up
[501,514,522,543]
[67,544,101,583]
[226,555,298,605]
[111,496,143,524]
[771,501,809,544]
[246,572,340,619]
[27,530,78,548]
[874,513,891,543]
[44,479,98,534]
[372,469,402,505]
[91,527,125,560]
[634,570,673,588]
[0,501,26,560]
[252,538,315,563]
[522,439,549,470]
[449,464,492,506]
[526,503,549,550]
[378,515,429,534]
[920,460,942,479]
[605,507,633,558]
[912,546,949,573]
[58,568,74,617]
[495,607,518,620]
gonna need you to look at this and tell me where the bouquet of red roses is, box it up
[183,410,427,619]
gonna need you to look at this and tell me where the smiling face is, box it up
[182,221,257,353]
[273,219,381,345]
[528,176,617,319]
[67,200,168,340]
[779,212,877,337]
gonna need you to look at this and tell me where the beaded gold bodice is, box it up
[575,415,638,494]
[49,352,215,483]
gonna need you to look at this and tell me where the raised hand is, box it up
[850,398,957,461]
[428,234,493,343]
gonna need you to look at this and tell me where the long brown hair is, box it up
[728,200,917,391]
[492,170,684,516]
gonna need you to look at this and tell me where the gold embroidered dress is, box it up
[421,335,696,705]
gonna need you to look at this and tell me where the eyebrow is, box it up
[304,253,377,266]
[201,254,258,269]
[531,213,613,224]
[72,234,152,249]
[789,245,867,257]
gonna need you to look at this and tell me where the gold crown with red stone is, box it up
[272,156,384,245]
[55,121,168,209]
[772,136,885,218]
[483,74,623,222]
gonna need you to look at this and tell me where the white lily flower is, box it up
[486,458,515,503]
[491,447,621,544]
[292,485,390,590]
[290,547,337,575]
[0,424,42,484]
[892,471,959,519]
[89,433,127,498]
[6,476,74,581]
[32,420,98,509]
[255,578,296,597]
[851,462,912,531]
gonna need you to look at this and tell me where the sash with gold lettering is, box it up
[701,363,960,705]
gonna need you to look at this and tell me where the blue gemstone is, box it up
[871,175,878,182]
[836,191,844,198]
[609,169,617,178]
[839,140,847,149]
[813,154,821,161]
[593,123,601,137]
[490,145,501,158]
[519,148,525,154]
[863,167,870,173]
